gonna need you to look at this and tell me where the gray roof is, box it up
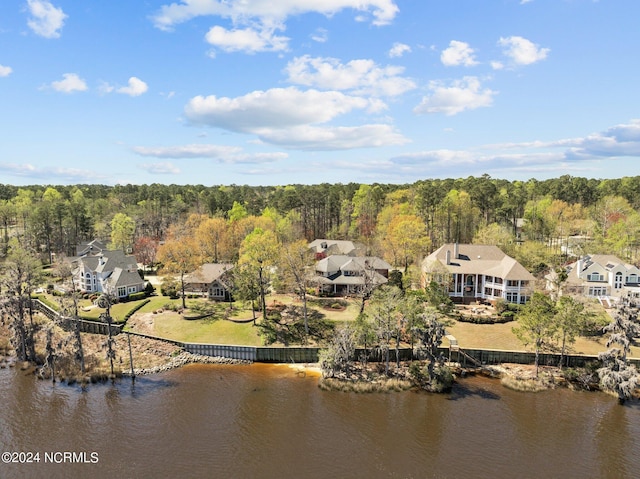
[76,239,108,256]
[105,267,145,289]
[315,255,391,274]
[74,249,139,277]
[423,243,535,281]
[308,239,364,256]
[184,263,234,285]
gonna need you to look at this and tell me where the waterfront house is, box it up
[308,239,365,260]
[183,263,234,301]
[311,255,390,296]
[72,248,145,299]
[421,243,534,305]
[550,254,640,304]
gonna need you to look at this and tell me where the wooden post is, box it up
[127,332,135,381]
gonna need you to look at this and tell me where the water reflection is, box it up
[0,366,639,479]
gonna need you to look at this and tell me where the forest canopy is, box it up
[1,174,639,272]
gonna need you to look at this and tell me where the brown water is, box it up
[0,364,639,479]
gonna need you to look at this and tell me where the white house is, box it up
[556,254,640,301]
[422,243,535,305]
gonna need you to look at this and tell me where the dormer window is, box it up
[588,272,604,281]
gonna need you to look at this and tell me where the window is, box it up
[117,287,126,297]
[588,272,604,282]
[507,280,519,287]
[614,272,623,289]
[128,286,137,294]
[486,276,493,283]
[627,274,638,284]
[506,292,518,303]
[494,278,503,284]
[211,287,225,297]
[484,287,493,296]
[588,286,607,296]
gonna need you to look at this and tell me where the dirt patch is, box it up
[126,312,156,336]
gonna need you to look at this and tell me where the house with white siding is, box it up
[553,254,640,302]
[422,243,535,305]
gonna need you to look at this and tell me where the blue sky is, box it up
[1,0,639,186]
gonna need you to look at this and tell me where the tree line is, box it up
[1,174,640,278]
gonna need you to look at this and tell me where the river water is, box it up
[0,363,638,479]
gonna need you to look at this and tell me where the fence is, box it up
[32,299,122,336]
[31,299,640,367]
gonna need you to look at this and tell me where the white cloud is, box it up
[310,28,328,43]
[132,144,242,159]
[388,42,411,58]
[152,0,399,31]
[490,61,504,70]
[257,124,408,150]
[498,36,549,65]
[285,55,415,97]
[184,87,384,131]
[205,25,289,53]
[441,40,478,67]
[49,73,88,93]
[0,162,107,182]
[563,119,640,159]
[183,87,407,150]
[0,65,12,77]
[414,76,496,116]
[26,0,67,39]
[139,162,181,174]
[133,144,288,164]
[117,77,148,96]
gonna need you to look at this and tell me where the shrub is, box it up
[160,278,179,298]
[122,299,151,323]
[128,292,146,302]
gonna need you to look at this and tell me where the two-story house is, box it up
[557,254,640,301]
[72,248,145,299]
[311,255,391,296]
[422,243,535,305]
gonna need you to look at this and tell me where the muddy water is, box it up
[0,363,638,479]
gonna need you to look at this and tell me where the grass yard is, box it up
[132,311,263,346]
[446,318,640,358]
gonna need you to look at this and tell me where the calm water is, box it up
[0,363,639,479]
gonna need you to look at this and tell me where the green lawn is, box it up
[446,318,640,358]
[134,310,263,345]
[117,293,640,359]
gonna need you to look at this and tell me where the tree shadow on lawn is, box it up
[256,305,335,346]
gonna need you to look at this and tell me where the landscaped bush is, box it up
[456,314,514,324]
[31,294,60,312]
[160,278,179,298]
[122,299,151,323]
[128,292,146,301]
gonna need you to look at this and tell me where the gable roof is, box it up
[76,239,108,256]
[105,267,144,289]
[423,243,535,281]
[315,255,391,274]
[73,249,138,275]
[308,239,365,256]
[184,263,234,286]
